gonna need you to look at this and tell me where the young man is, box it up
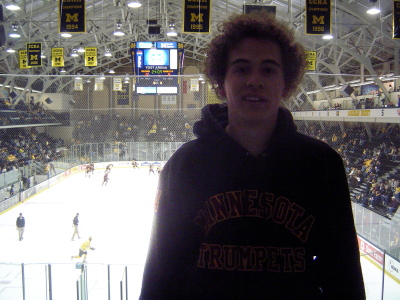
[140,12,365,299]
[71,213,81,241]
[16,213,25,241]
[71,236,94,262]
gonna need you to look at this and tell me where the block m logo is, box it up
[312,15,325,25]
[66,13,79,23]
[190,13,203,22]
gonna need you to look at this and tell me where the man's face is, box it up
[221,38,286,126]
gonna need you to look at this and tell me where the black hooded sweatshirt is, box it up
[140,104,365,300]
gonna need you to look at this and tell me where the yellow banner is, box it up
[18,50,31,69]
[51,48,64,67]
[305,51,317,71]
[84,47,97,66]
[360,110,371,116]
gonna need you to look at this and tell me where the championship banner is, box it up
[243,4,276,16]
[183,0,211,33]
[190,78,199,91]
[94,78,104,91]
[74,78,83,91]
[117,81,129,105]
[305,51,317,71]
[27,42,42,67]
[51,48,64,67]
[84,47,97,67]
[394,0,400,39]
[306,0,331,35]
[59,0,86,33]
[18,50,31,69]
[113,77,123,91]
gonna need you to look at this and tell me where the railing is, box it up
[66,141,185,163]
[0,262,143,300]
[352,202,400,260]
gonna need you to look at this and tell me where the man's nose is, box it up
[246,71,264,88]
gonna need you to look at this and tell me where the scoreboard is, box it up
[131,42,184,94]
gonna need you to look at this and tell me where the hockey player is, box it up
[71,236,95,262]
[149,163,155,175]
[105,163,113,173]
[132,160,139,169]
[102,171,110,186]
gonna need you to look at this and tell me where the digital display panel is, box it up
[131,42,184,94]
[143,49,170,66]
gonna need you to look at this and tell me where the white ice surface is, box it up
[0,167,158,300]
[0,166,399,299]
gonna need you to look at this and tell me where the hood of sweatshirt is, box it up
[193,103,298,151]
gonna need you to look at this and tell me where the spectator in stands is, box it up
[387,197,400,217]
[369,190,382,209]
[9,184,15,197]
[140,12,365,299]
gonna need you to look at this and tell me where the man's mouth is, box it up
[243,96,264,102]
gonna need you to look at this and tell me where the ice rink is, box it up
[0,165,399,299]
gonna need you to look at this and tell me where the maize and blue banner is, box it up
[394,0,400,39]
[183,0,211,33]
[59,0,86,33]
[306,0,331,35]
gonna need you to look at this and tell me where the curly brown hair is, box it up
[204,12,306,100]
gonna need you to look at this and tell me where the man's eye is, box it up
[233,66,248,74]
[264,67,277,74]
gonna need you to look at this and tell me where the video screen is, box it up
[143,49,170,66]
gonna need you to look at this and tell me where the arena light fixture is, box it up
[114,21,125,36]
[367,0,380,15]
[104,49,112,57]
[109,69,115,74]
[5,1,21,11]
[77,44,85,53]
[6,45,16,53]
[322,34,334,40]
[166,22,177,37]
[60,68,66,73]
[367,6,380,15]
[61,32,72,38]
[127,1,142,8]
[9,24,21,38]
[70,49,79,57]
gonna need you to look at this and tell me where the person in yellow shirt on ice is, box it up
[71,236,95,262]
